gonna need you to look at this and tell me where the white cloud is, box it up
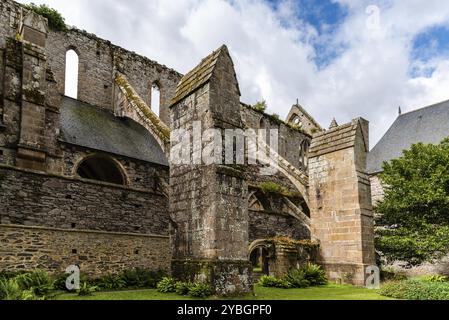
[17,0,449,147]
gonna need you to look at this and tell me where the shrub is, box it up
[156,277,177,293]
[252,101,267,112]
[14,270,55,298]
[23,3,67,31]
[120,268,166,289]
[283,269,310,288]
[259,276,292,289]
[0,278,23,300]
[301,264,327,286]
[187,282,213,298]
[94,274,126,291]
[77,282,97,296]
[379,279,449,300]
[175,281,192,296]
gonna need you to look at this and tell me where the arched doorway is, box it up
[250,246,270,275]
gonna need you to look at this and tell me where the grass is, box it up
[56,284,392,300]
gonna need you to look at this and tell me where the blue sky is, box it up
[17,0,449,147]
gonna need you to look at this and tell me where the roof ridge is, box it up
[399,98,449,117]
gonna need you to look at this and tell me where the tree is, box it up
[375,139,449,265]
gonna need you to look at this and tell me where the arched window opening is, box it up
[76,155,125,185]
[299,140,310,170]
[151,82,161,117]
[65,49,79,99]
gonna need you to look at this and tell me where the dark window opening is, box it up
[77,156,125,185]
[72,249,77,254]
[71,223,76,229]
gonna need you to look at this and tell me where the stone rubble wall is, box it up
[0,224,170,275]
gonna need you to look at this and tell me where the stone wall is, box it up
[249,210,309,242]
[45,28,181,124]
[0,224,170,275]
[60,144,168,191]
[309,118,375,286]
[241,105,311,171]
[0,165,169,235]
[370,174,384,205]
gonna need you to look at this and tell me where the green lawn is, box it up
[57,284,392,300]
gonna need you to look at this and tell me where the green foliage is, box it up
[259,182,284,195]
[380,267,408,282]
[300,264,328,286]
[93,274,126,291]
[120,268,166,289]
[420,275,448,283]
[376,224,449,265]
[14,270,55,299]
[379,279,449,300]
[283,269,310,288]
[252,101,267,112]
[156,277,177,293]
[187,282,213,298]
[259,264,327,290]
[376,139,449,265]
[23,3,67,31]
[77,282,98,296]
[0,278,23,300]
[175,281,192,296]
[259,276,292,289]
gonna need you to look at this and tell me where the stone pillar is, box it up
[15,9,49,171]
[309,118,375,286]
[169,46,252,296]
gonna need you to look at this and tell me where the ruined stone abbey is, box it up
[0,0,375,295]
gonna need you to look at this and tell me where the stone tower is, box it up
[308,118,375,286]
[169,45,252,296]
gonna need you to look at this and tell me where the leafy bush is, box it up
[14,270,54,298]
[120,268,166,289]
[94,274,126,291]
[77,282,97,296]
[283,269,310,288]
[379,279,449,300]
[23,3,67,31]
[0,278,23,300]
[259,276,292,289]
[175,281,192,296]
[380,267,408,282]
[156,277,177,293]
[301,264,327,286]
[187,282,213,298]
[252,101,267,112]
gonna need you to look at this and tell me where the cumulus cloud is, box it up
[17,0,449,147]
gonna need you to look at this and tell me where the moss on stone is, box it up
[115,74,170,141]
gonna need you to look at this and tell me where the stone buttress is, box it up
[169,45,252,296]
[308,118,375,286]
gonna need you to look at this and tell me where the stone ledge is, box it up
[0,224,169,239]
[0,163,164,196]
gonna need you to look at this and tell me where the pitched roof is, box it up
[59,96,168,166]
[367,99,449,174]
[170,45,240,106]
[309,118,368,158]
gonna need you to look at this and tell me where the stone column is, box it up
[15,9,49,171]
[308,118,375,286]
[169,46,252,296]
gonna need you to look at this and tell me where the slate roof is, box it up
[170,45,240,106]
[59,96,168,166]
[367,99,449,174]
